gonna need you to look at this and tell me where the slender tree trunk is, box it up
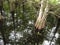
[9,0,17,45]
[0,17,6,45]
[35,0,49,30]
[1,29,6,45]
[49,18,60,45]
[0,0,7,45]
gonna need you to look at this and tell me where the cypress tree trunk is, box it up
[0,0,7,45]
[9,0,17,45]
[35,0,49,30]
[0,14,6,45]
[49,18,60,45]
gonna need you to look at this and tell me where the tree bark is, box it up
[9,0,17,45]
[0,19,6,45]
[9,0,15,12]
[0,0,7,45]
[35,0,49,30]
[49,18,60,45]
